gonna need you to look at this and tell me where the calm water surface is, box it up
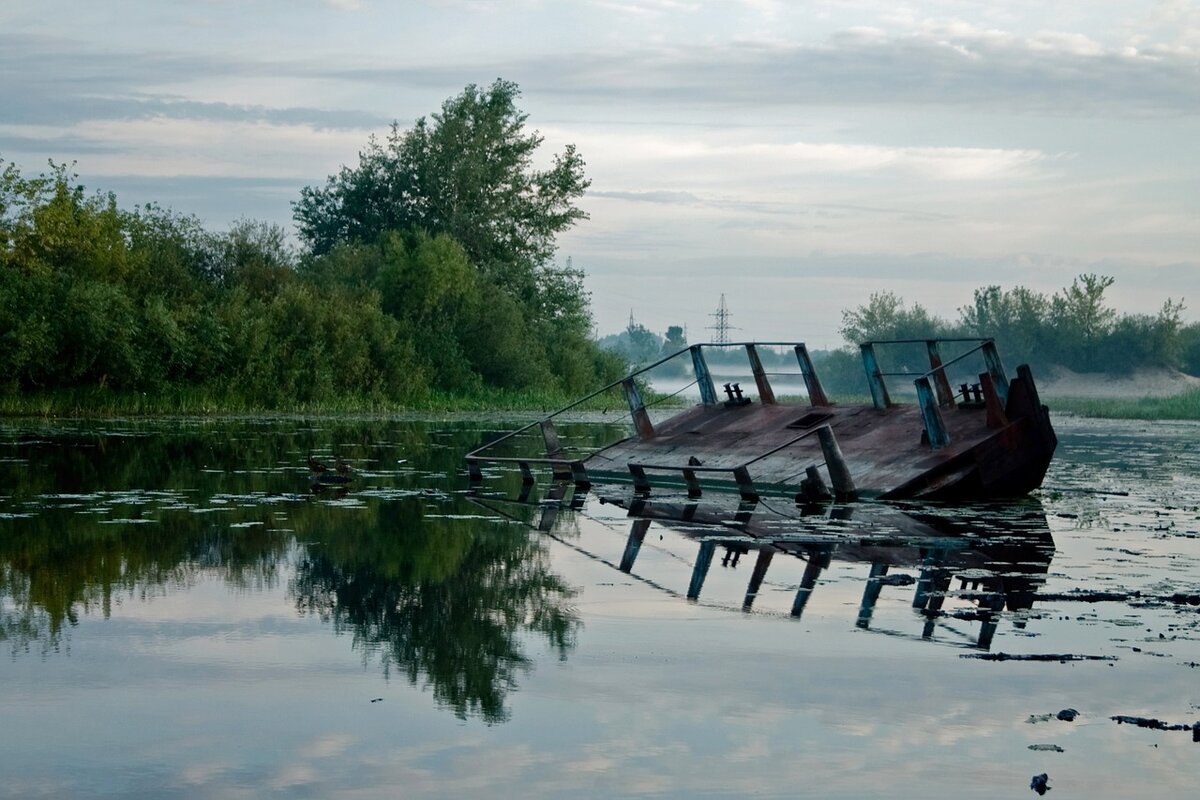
[1,415,1199,798]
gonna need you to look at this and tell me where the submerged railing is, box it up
[465,341,831,492]
[859,338,1010,450]
[465,336,1020,494]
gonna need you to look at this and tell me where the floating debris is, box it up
[963,653,1117,662]
[1111,715,1197,734]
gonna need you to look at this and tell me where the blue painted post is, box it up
[981,340,1009,407]
[790,557,825,618]
[690,345,718,406]
[794,344,830,406]
[622,378,655,439]
[860,343,891,410]
[687,540,717,600]
[915,377,951,449]
[745,344,776,404]
[619,519,651,573]
[855,562,890,629]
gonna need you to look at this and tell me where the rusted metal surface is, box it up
[465,338,1057,502]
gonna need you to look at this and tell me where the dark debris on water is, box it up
[962,653,1117,662]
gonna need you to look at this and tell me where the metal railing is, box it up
[465,340,829,487]
[859,338,1009,450]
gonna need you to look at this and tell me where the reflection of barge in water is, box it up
[467,338,1057,502]
[471,484,1055,651]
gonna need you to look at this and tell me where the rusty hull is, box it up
[585,366,1056,501]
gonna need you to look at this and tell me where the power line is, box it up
[707,293,737,343]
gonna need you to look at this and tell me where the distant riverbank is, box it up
[4,377,1197,422]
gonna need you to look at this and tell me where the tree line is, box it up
[0,80,624,408]
[597,275,1199,397]
[833,275,1199,377]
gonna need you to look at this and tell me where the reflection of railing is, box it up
[465,341,829,486]
[859,338,1010,450]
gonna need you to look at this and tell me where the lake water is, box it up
[2,414,1199,798]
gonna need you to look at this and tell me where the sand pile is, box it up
[1037,365,1200,398]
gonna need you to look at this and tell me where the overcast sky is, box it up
[3,1,1198,347]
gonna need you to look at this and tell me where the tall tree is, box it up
[293,80,589,293]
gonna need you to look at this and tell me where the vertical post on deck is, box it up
[860,343,891,410]
[622,377,655,439]
[926,340,956,408]
[732,466,759,502]
[794,344,830,407]
[981,340,1009,407]
[979,372,1009,429]
[540,419,573,481]
[687,540,717,600]
[745,343,776,404]
[743,549,775,610]
[690,345,718,406]
[619,519,651,573]
[816,425,857,501]
[915,377,951,450]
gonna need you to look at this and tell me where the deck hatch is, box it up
[787,411,834,429]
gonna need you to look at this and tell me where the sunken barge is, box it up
[466,338,1057,502]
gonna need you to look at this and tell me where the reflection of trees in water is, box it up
[0,515,290,655]
[0,419,589,722]
[290,500,579,723]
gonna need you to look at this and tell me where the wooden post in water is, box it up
[743,550,775,610]
[619,519,651,573]
[856,562,890,629]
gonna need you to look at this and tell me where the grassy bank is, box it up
[1045,389,1200,421]
[5,386,1197,421]
[0,385,633,418]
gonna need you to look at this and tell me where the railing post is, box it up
[981,340,1009,407]
[794,344,830,406]
[628,464,652,495]
[732,466,759,502]
[860,343,891,410]
[540,419,573,481]
[690,345,718,406]
[816,425,857,501]
[622,377,655,439]
[915,377,951,449]
[745,343,776,405]
[926,340,956,408]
